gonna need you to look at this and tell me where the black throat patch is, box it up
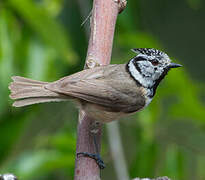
[149,68,170,98]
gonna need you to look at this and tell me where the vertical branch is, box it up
[74,0,126,179]
[107,122,130,180]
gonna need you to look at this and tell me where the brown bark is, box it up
[74,0,126,180]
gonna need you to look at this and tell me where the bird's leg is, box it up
[77,121,105,169]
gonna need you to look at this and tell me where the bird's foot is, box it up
[77,152,106,169]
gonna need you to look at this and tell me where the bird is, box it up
[9,48,182,121]
[9,48,182,168]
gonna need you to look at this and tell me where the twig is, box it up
[76,0,91,36]
[74,0,126,180]
[106,121,130,180]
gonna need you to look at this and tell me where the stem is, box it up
[74,0,126,179]
[106,121,130,180]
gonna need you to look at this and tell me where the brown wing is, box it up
[45,64,146,112]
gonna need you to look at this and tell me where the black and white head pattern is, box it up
[127,48,181,99]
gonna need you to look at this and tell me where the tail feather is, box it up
[11,76,47,84]
[13,97,66,107]
[9,76,67,107]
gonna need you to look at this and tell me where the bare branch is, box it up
[107,121,130,180]
[74,0,126,179]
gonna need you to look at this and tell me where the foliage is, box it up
[0,0,204,180]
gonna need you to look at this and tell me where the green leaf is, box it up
[8,0,77,64]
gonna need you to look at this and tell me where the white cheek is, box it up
[128,60,142,81]
[153,68,163,79]
[129,60,148,86]
[128,60,154,88]
[153,72,160,79]
[147,66,154,73]
[139,62,155,77]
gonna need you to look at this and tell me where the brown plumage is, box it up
[9,64,146,122]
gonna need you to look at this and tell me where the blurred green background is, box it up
[0,0,205,179]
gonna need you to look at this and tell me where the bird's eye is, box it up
[150,59,159,66]
[135,56,147,61]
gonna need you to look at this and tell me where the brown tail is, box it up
[9,76,67,107]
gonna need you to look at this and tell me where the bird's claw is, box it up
[77,152,106,169]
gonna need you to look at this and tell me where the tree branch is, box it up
[74,0,126,179]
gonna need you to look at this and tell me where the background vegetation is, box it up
[0,0,205,179]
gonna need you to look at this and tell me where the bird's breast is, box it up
[82,103,127,123]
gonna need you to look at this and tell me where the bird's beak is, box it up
[168,63,182,68]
